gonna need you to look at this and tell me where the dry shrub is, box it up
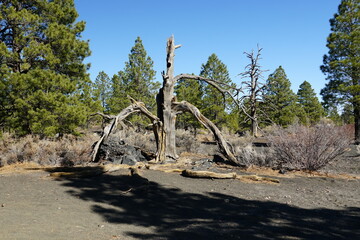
[176,129,201,153]
[226,131,254,148]
[109,128,203,155]
[234,144,274,168]
[113,128,157,153]
[0,133,98,167]
[226,132,274,167]
[267,123,352,171]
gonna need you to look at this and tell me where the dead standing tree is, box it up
[92,36,237,163]
[239,47,267,137]
[91,36,238,164]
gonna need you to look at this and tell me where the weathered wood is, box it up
[157,36,240,163]
[157,36,180,160]
[93,36,245,165]
[91,98,165,162]
[239,47,267,137]
[172,101,238,165]
[182,169,280,183]
[174,73,255,133]
[182,169,237,179]
[237,175,280,183]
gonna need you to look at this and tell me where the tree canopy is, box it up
[175,76,203,131]
[263,66,303,126]
[93,71,111,112]
[297,81,324,124]
[200,54,234,129]
[0,0,91,136]
[108,37,158,114]
[320,0,360,140]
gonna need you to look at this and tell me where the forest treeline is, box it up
[0,0,358,138]
[93,39,331,134]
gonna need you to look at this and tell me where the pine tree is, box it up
[341,103,355,124]
[109,37,158,115]
[0,0,91,136]
[297,81,325,124]
[320,0,360,141]
[200,54,233,129]
[263,66,303,126]
[93,71,111,112]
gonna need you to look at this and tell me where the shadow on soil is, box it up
[54,168,360,240]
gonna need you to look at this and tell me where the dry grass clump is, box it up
[112,128,157,153]
[175,129,201,153]
[225,132,273,168]
[233,144,274,168]
[225,131,254,148]
[0,133,98,167]
[108,128,203,154]
[267,123,352,171]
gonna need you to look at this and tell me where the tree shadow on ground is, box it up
[55,169,360,240]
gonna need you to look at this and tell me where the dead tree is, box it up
[90,97,165,162]
[239,47,267,137]
[92,36,239,165]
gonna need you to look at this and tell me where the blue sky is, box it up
[74,0,340,97]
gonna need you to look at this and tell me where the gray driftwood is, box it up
[182,169,237,179]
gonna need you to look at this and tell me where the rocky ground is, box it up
[0,146,359,240]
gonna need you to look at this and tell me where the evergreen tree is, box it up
[174,76,203,131]
[0,0,91,136]
[320,0,360,141]
[341,103,355,124]
[93,71,111,112]
[297,81,325,124]
[263,66,303,126]
[200,54,233,129]
[109,37,158,114]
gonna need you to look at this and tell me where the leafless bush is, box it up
[267,123,352,171]
[0,133,98,167]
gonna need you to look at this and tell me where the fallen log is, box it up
[237,175,280,183]
[48,164,143,178]
[181,169,280,183]
[182,169,237,179]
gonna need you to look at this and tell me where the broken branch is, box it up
[172,100,238,165]
[91,98,165,163]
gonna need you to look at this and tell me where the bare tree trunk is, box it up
[240,47,265,137]
[157,36,182,160]
[156,36,241,163]
[354,102,360,144]
[250,90,258,137]
[250,65,258,137]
